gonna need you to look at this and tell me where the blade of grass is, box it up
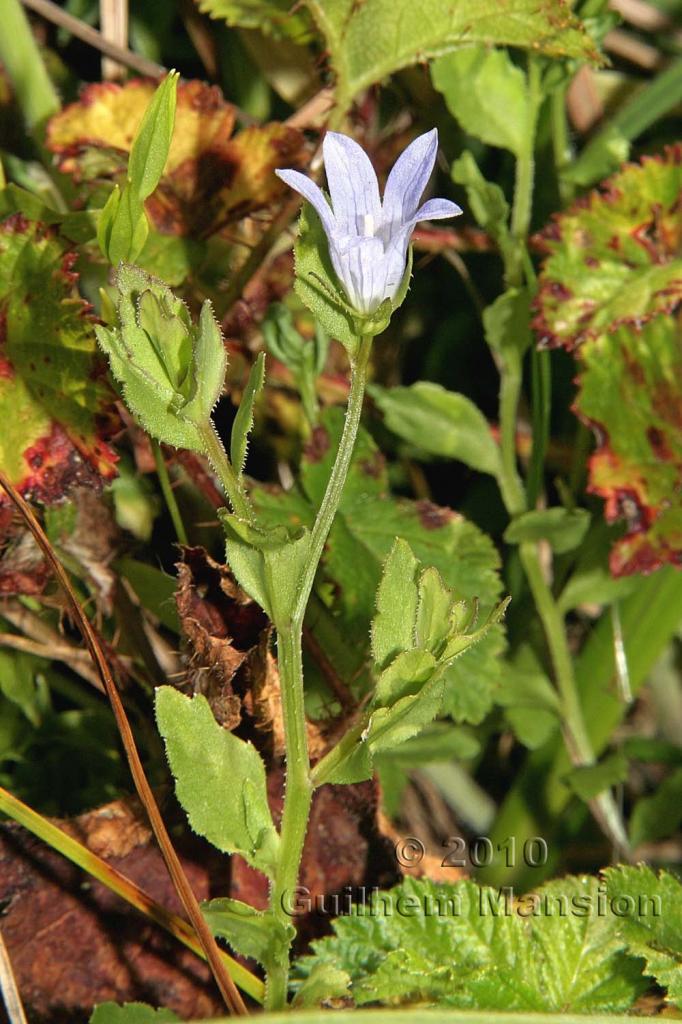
[0,468,248,1016]
[0,785,263,1004]
[1,0,60,137]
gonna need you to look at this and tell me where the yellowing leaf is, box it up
[533,146,682,351]
[47,79,305,237]
[0,215,117,503]
[533,148,682,576]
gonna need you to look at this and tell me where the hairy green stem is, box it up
[266,336,373,1009]
[152,440,188,545]
[198,421,255,524]
[1,0,60,138]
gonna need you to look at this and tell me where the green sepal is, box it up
[231,352,266,476]
[294,205,415,352]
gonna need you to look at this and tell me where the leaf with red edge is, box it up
[576,314,682,576]
[533,146,682,350]
[46,79,305,238]
[533,148,682,576]
[0,215,117,504]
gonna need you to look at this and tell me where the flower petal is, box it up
[275,168,335,236]
[381,223,414,305]
[382,128,439,229]
[322,132,382,237]
[412,197,463,224]
[328,233,386,313]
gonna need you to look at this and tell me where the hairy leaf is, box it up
[604,866,682,1007]
[0,215,117,503]
[296,876,645,1010]
[231,352,266,476]
[155,687,279,877]
[201,897,292,965]
[304,0,599,110]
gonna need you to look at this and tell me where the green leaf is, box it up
[432,47,528,154]
[629,766,682,847]
[496,645,561,750]
[415,566,455,657]
[0,216,117,501]
[483,288,532,360]
[155,688,279,877]
[370,538,420,670]
[201,897,292,965]
[374,648,438,707]
[296,875,645,1011]
[303,0,599,111]
[369,382,501,477]
[293,964,351,1007]
[96,265,226,451]
[451,152,513,264]
[255,409,504,723]
[231,352,266,476]
[90,1003,178,1023]
[97,73,178,266]
[0,649,44,727]
[127,72,178,200]
[604,865,682,1007]
[504,507,591,554]
[197,0,314,42]
[563,749,628,801]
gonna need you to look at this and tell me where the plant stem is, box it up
[152,440,188,545]
[266,335,373,1009]
[1,0,60,138]
[198,421,254,523]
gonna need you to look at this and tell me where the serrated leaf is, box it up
[371,538,420,670]
[604,865,682,1007]
[295,875,644,1011]
[197,0,314,42]
[231,352,265,476]
[369,381,501,477]
[304,0,599,111]
[563,749,628,801]
[374,648,438,707]
[534,146,682,350]
[90,1004,178,1024]
[155,687,279,877]
[201,897,292,965]
[47,79,303,239]
[504,507,591,554]
[293,964,351,1007]
[432,47,528,155]
[0,216,117,503]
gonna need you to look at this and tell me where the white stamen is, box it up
[362,212,375,237]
